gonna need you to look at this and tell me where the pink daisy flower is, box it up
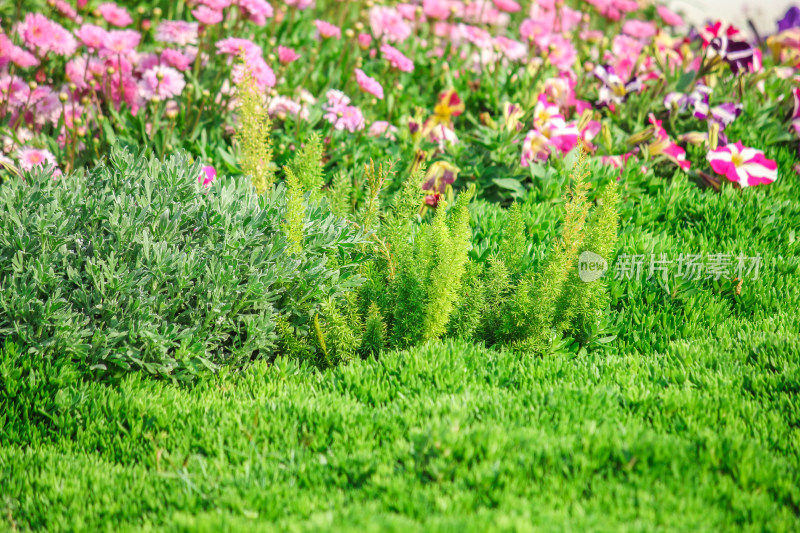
[97,3,133,27]
[16,147,57,172]
[215,37,261,57]
[380,43,414,72]
[707,142,778,186]
[369,6,412,43]
[101,30,141,56]
[493,0,520,13]
[139,66,186,101]
[161,48,193,71]
[622,19,657,41]
[75,24,110,50]
[277,45,299,64]
[232,53,276,88]
[193,6,224,25]
[315,20,341,39]
[656,5,684,27]
[284,0,315,9]
[155,21,199,46]
[355,68,384,99]
[238,0,274,26]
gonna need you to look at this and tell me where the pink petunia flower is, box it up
[380,43,414,72]
[648,114,690,171]
[16,147,58,172]
[193,6,224,25]
[139,66,186,101]
[277,45,299,64]
[707,142,777,186]
[97,3,133,27]
[315,20,341,39]
[355,68,384,99]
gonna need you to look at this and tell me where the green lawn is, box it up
[2,143,800,531]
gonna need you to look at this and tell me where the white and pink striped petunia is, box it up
[706,142,777,187]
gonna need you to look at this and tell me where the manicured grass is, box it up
[2,145,799,532]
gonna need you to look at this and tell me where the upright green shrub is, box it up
[0,149,367,379]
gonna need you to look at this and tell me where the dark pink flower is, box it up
[707,142,777,186]
[355,68,384,99]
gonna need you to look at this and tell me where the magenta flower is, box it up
[315,20,341,39]
[199,165,217,187]
[355,68,384,100]
[707,142,778,186]
[647,115,690,172]
[277,45,299,64]
[380,43,414,72]
[97,3,133,27]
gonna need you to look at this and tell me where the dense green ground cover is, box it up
[2,140,798,531]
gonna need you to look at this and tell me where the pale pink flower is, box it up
[268,96,304,120]
[358,33,373,49]
[238,0,274,25]
[277,45,299,64]
[622,19,657,40]
[155,21,199,45]
[0,34,38,68]
[54,0,79,21]
[101,30,141,56]
[284,0,314,9]
[216,37,261,57]
[656,5,683,27]
[193,6,224,25]
[231,52,276,88]
[423,0,456,20]
[97,3,133,27]
[707,142,777,186]
[315,20,341,39]
[161,48,193,71]
[139,66,186,101]
[542,34,576,70]
[380,43,414,72]
[459,24,493,49]
[199,0,234,9]
[16,147,57,172]
[66,56,105,89]
[18,13,77,56]
[75,24,109,50]
[494,36,527,61]
[369,120,398,139]
[521,130,550,166]
[369,6,412,43]
[493,0,520,13]
[355,68,384,99]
